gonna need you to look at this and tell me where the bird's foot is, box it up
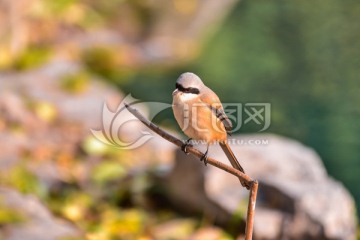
[181,138,193,154]
[241,180,251,190]
[200,153,208,166]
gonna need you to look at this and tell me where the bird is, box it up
[172,72,249,189]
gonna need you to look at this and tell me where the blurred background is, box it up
[0,0,359,239]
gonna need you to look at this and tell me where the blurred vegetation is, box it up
[0,163,44,197]
[1,131,232,239]
[0,0,359,238]
[61,71,91,94]
[12,47,53,70]
[0,201,25,225]
[82,47,134,83]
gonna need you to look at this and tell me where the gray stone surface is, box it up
[0,188,82,240]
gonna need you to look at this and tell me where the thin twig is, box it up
[124,103,258,239]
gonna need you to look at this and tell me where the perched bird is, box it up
[172,72,249,189]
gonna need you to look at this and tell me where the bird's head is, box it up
[173,72,204,96]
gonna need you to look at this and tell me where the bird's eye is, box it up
[176,83,186,92]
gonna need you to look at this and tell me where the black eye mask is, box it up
[176,83,200,94]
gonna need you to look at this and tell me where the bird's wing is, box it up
[200,89,233,134]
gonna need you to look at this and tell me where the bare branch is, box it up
[124,103,258,239]
[245,181,259,240]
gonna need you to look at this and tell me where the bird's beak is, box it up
[172,89,179,96]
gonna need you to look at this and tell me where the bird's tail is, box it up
[219,142,249,189]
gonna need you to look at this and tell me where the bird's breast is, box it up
[172,94,227,143]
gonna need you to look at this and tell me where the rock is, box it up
[167,134,357,239]
[189,226,231,240]
[252,208,283,239]
[0,60,118,187]
[151,218,197,240]
[166,150,236,228]
[0,187,82,240]
[0,59,122,129]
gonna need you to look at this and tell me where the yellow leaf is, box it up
[34,101,58,123]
